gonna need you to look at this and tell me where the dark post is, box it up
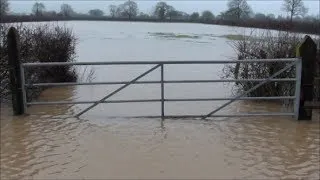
[316,45,320,101]
[7,27,24,115]
[296,35,317,120]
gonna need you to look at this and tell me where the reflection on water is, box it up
[1,22,320,179]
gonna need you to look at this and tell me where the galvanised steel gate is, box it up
[21,58,302,119]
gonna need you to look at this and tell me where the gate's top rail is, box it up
[22,58,298,67]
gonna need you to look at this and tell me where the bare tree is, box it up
[138,12,149,18]
[0,0,9,16]
[201,10,214,22]
[60,4,74,17]
[121,0,138,20]
[153,2,182,20]
[167,5,177,20]
[32,2,46,16]
[89,9,104,16]
[116,5,125,18]
[154,2,169,20]
[282,0,308,22]
[254,13,266,20]
[190,12,200,21]
[109,5,117,18]
[267,13,276,19]
[227,0,252,20]
[44,10,57,17]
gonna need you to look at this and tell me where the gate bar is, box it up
[161,64,165,119]
[138,113,295,119]
[294,58,302,119]
[202,61,298,119]
[75,64,161,117]
[20,64,27,112]
[28,96,295,105]
[22,59,298,67]
[26,78,297,87]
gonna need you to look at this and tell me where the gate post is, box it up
[7,27,24,115]
[296,35,317,120]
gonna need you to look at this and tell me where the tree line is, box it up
[1,0,317,22]
[1,0,319,34]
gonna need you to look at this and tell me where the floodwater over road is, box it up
[1,22,319,179]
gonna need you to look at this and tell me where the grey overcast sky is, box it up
[8,0,320,16]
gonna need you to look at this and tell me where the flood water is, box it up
[1,21,320,179]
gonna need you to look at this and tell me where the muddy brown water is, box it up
[1,22,320,179]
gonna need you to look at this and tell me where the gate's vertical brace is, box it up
[7,27,24,115]
[161,64,165,119]
[296,35,317,120]
[294,58,302,120]
[20,64,27,113]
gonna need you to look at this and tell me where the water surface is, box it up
[1,21,319,179]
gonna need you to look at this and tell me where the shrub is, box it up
[223,30,299,99]
[0,23,77,102]
[223,30,319,103]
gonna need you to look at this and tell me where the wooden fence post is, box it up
[7,27,24,115]
[316,45,320,102]
[296,35,317,120]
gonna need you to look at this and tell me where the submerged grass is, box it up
[149,32,252,41]
[149,32,200,39]
[221,34,250,41]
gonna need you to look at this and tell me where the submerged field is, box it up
[1,21,319,179]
